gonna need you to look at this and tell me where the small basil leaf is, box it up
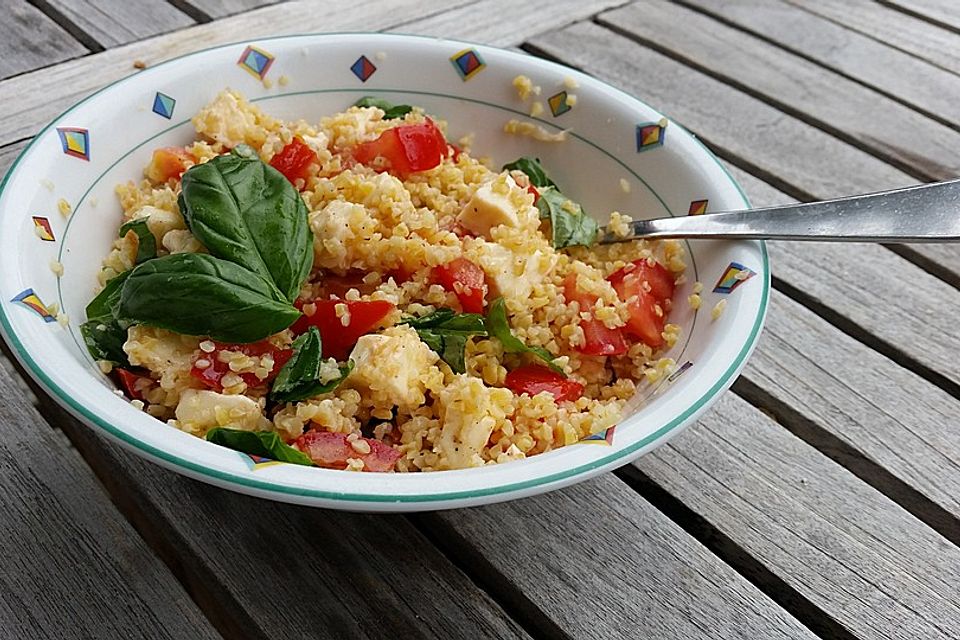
[502,157,557,189]
[353,96,414,120]
[119,218,157,264]
[179,146,314,302]
[401,308,487,374]
[118,253,301,343]
[485,297,564,374]
[80,319,129,365]
[536,187,598,249]
[206,427,314,466]
[85,270,131,321]
[270,327,354,402]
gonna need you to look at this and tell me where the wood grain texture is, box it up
[526,21,916,201]
[675,0,960,131]
[0,3,88,80]
[39,0,195,48]
[0,358,221,639]
[785,0,960,76]
[180,0,283,18]
[879,0,960,32]
[0,0,470,148]
[601,0,960,180]
[636,392,960,640]
[0,140,29,179]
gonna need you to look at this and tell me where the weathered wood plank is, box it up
[0,140,29,179]
[900,243,960,284]
[667,0,960,133]
[879,0,960,32]
[397,0,627,46]
[0,355,221,639]
[636,392,960,640]
[786,0,960,76]
[0,0,470,148]
[179,0,283,19]
[527,21,915,198]
[599,1,960,181]
[0,3,88,81]
[41,0,195,49]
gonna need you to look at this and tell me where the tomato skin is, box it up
[294,430,401,472]
[608,260,675,348]
[290,299,395,360]
[505,364,584,403]
[562,275,628,356]
[269,137,317,187]
[190,340,292,392]
[526,184,540,205]
[433,257,488,313]
[145,147,194,183]
[115,368,151,400]
[353,119,447,175]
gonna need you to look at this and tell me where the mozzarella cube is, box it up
[436,375,513,469]
[175,389,266,434]
[457,174,523,238]
[474,242,557,303]
[347,326,439,410]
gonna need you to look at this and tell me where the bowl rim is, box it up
[0,32,769,504]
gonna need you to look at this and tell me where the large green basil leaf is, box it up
[536,186,598,249]
[118,218,157,264]
[118,253,301,343]
[179,145,313,302]
[85,270,131,321]
[485,297,564,374]
[502,157,556,189]
[353,96,413,120]
[270,327,353,402]
[206,427,314,466]
[80,319,128,365]
[402,308,487,374]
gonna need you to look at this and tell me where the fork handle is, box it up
[602,179,960,243]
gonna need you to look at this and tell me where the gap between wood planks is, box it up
[876,0,960,37]
[26,0,107,53]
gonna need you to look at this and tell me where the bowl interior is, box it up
[0,33,767,510]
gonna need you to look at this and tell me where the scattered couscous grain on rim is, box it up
[87,89,686,472]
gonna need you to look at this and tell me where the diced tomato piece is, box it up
[526,184,540,205]
[269,137,317,187]
[190,340,292,392]
[607,259,676,302]
[562,275,628,356]
[295,430,401,472]
[505,364,584,403]
[290,299,395,360]
[353,119,447,176]
[433,257,488,313]
[448,143,462,162]
[115,368,151,401]
[145,147,194,183]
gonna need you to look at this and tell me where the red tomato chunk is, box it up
[433,257,488,313]
[562,275,628,356]
[115,368,151,401]
[607,260,676,348]
[269,137,317,187]
[190,340,292,392]
[505,364,584,403]
[295,430,401,472]
[290,299,395,361]
[353,119,447,175]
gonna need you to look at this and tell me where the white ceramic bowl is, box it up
[0,33,767,511]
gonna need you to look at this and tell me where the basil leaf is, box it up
[271,327,353,402]
[206,427,314,466]
[485,297,564,374]
[354,96,414,120]
[85,270,131,322]
[402,308,487,374]
[179,145,314,302]
[119,218,157,264]
[536,186,598,249]
[502,157,556,189]
[118,253,301,343]
[80,319,129,365]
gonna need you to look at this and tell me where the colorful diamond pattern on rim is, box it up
[547,91,572,117]
[57,127,89,160]
[350,55,377,82]
[237,45,275,80]
[11,289,56,323]
[635,118,668,152]
[239,452,283,471]
[32,217,54,241]
[580,426,616,445]
[667,360,693,383]
[152,92,176,119]
[450,48,485,81]
[688,199,708,216]
[714,262,756,294]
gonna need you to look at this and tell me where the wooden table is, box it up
[3,1,960,637]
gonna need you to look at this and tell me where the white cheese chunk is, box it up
[457,174,522,238]
[347,326,439,410]
[175,389,266,434]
